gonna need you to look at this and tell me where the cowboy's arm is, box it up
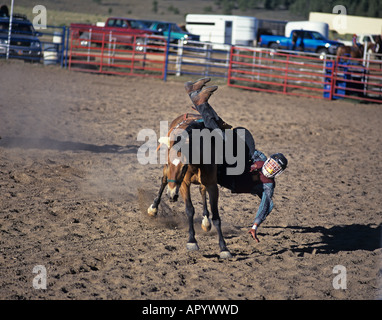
[249,183,274,241]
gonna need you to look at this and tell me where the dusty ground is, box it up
[0,60,381,300]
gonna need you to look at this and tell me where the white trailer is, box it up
[285,21,329,38]
[185,14,257,49]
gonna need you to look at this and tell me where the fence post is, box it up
[68,28,73,70]
[87,28,92,63]
[100,32,105,73]
[227,45,233,86]
[65,27,70,68]
[205,44,212,76]
[175,39,183,76]
[364,43,369,97]
[283,55,290,94]
[163,23,172,81]
[329,58,336,100]
[60,26,65,68]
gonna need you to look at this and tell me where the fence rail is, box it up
[166,40,231,79]
[227,45,382,103]
[68,27,167,78]
[4,23,381,104]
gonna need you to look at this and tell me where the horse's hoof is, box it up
[219,251,232,259]
[147,204,158,217]
[201,216,211,232]
[186,243,199,251]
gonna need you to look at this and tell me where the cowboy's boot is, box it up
[189,86,221,130]
[189,85,218,107]
[184,77,211,95]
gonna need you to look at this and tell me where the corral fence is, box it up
[68,27,167,78]
[166,39,231,79]
[4,23,381,104]
[40,26,67,66]
[227,45,382,103]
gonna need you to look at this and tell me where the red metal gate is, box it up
[228,46,382,103]
[68,27,167,78]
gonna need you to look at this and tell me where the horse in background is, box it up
[337,34,364,59]
[367,35,382,61]
[337,44,363,59]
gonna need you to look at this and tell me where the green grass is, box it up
[13,5,109,27]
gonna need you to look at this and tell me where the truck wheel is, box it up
[269,42,278,50]
[317,48,328,55]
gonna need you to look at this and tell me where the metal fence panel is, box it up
[68,27,167,79]
[166,39,230,78]
[228,45,382,103]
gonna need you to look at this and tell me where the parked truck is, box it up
[70,17,158,48]
[137,19,199,43]
[259,30,343,54]
[284,21,329,39]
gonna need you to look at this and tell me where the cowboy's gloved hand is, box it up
[250,161,262,172]
[248,225,260,242]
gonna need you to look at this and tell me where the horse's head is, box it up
[166,160,188,202]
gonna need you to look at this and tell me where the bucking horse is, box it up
[147,79,258,259]
[147,111,234,259]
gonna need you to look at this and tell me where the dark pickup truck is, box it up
[259,30,343,55]
[0,15,42,62]
[70,17,159,48]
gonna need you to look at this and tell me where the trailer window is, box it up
[187,22,215,26]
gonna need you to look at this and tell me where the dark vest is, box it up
[218,161,275,194]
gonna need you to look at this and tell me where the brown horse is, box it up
[367,36,382,64]
[147,113,232,259]
[337,45,363,59]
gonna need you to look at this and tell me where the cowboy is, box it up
[184,78,288,242]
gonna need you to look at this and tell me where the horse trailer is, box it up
[284,21,329,38]
[185,14,257,49]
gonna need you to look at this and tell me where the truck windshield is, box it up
[0,22,34,35]
[129,20,147,29]
[310,31,325,40]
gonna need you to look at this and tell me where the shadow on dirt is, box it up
[0,136,138,154]
[268,224,382,255]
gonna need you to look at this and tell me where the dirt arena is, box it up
[0,60,381,300]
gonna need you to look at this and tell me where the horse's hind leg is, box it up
[207,184,232,259]
[148,174,167,217]
[200,185,211,232]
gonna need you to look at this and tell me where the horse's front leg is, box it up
[182,183,199,251]
[207,184,232,259]
[200,185,211,232]
[148,174,167,217]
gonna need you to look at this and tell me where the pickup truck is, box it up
[259,30,343,55]
[137,20,200,43]
[0,15,42,62]
[70,17,159,49]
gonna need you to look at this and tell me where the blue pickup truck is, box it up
[259,30,343,55]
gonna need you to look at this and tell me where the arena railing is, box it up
[227,45,382,104]
[165,39,231,79]
[63,29,382,104]
[68,27,167,79]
